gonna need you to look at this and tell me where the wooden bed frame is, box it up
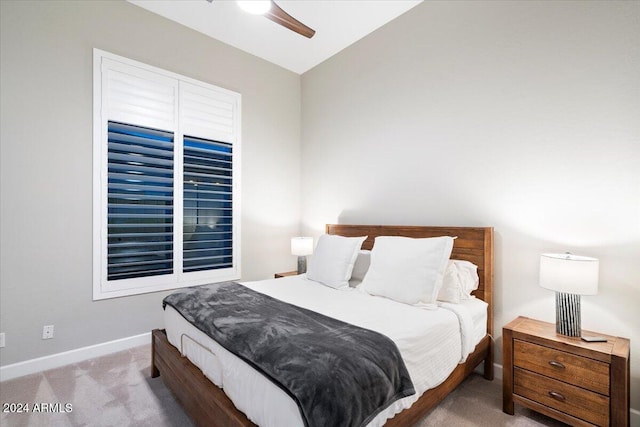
[151,224,494,427]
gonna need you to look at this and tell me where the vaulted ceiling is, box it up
[128,0,422,74]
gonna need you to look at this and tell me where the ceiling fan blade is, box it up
[266,1,316,39]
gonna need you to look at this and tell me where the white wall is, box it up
[0,0,301,365]
[301,0,640,409]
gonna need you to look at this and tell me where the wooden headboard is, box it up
[326,224,494,336]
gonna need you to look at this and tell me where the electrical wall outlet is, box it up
[42,325,54,340]
[0,332,5,348]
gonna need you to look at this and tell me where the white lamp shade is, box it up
[539,253,599,295]
[291,237,313,256]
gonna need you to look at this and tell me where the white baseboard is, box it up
[0,332,150,382]
[491,363,639,426]
[494,362,503,380]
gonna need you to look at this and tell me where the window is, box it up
[93,49,241,300]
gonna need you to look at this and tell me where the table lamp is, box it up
[539,253,599,337]
[291,237,313,274]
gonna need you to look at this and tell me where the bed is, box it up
[151,224,494,426]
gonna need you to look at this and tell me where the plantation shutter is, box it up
[183,136,233,272]
[180,82,236,143]
[180,82,238,274]
[102,62,178,284]
[104,65,176,131]
[94,49,241,300]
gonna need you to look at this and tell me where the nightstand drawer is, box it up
[514,340,609,395]
[514,367,609,426]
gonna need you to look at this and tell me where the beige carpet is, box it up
[1,345,566,427]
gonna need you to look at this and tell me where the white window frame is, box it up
[93,49,241,300]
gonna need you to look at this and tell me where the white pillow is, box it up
[349,250,371,287]
[306,234,367,289]
[437,260,480,303]
[361,236,454,306]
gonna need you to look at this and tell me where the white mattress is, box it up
[164,275,488,427]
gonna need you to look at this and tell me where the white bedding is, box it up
[164,275,488,427]
[439,297,488,362]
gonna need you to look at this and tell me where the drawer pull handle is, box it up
[548,391,566,402]
[548,360,565,369]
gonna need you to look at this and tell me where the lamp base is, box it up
[555,292,581,337]
[297,256,307,274]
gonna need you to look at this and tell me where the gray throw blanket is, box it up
[163,281,415,427]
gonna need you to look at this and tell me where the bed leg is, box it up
[483,356,493,380]
[151,362,160,378]
[151,329,160,378]
[483,336,494,380]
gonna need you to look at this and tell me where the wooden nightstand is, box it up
[274,271,299,278]
[503,316,630,427]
